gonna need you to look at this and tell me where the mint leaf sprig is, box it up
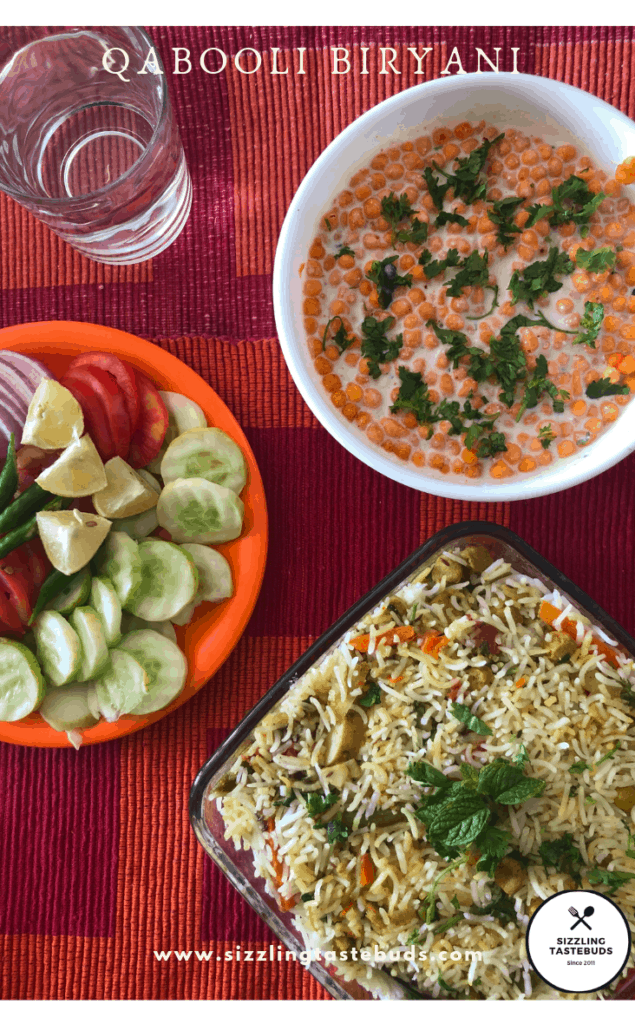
[407,755,544,867]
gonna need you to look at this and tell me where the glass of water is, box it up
[0,27,192,264]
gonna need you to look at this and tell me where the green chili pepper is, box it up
[0,482,53,535]
[28,566,84,625]
[0,434,18,515]
[0,496,71,561]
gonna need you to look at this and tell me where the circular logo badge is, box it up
[526,890,631,993]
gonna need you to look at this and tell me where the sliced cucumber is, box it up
[39,680,99,732]
[111,506,159,541]
[70,606,110,682]
[118,629,188,714]
[0,639,46,721]
[90,576,122,647]
[32,610,81,687]
[180,544,234,603]
[160,427,246,494]
[120,613,177,644]
[160,392,207,439]
[46,567,92,616]
[94,649,149,721]
[124,539,198,622]
[157,478,244,545]
[86,682,102,720]
[171,600,200,627]
[93,532,142,608]
[146,393,207,474]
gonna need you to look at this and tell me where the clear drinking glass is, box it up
[0,27,192,264]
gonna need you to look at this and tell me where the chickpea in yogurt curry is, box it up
[303,123,635,481]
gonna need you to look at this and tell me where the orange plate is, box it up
[0,321,268,747]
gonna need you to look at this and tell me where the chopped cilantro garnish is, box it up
[432,133,505,205]
[303,789,339,819]
[360,316,403,379]
[585,377,629,399]
[273,790,296,806]
[419,246,461,279]
[464,418,506,458]
[597,741,621,766]
[367,255,413,309]
[516,354,570,421]
[573,301,604,348]
[626,827,635,861]
[381,191,417,229]
[538,424,556,449]
[508,247,574,309]
[568,761,589,775]
[395,217,429,245]
[488,195,525,248]
[539,832,583,881]
[525,175,605,228]
[575,246,616,273]
[419,248,490,299]
[390,366,437,426]
[587,867,635,895]
[300,891,315,902]
[470,884,518,925]
[423,166,451,211]
[315,813,349,844]
[435,210,470,228]
[358,680,382,707]
[466,284,499,321]
[437,973,462,997]
[432,912,464,934]
[322,315,355,354]
[446,250,490,298]
[334,244,355,260]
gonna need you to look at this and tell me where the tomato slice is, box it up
[0,548,37,604]
[60,375,115,462]
[66,352,139,434]
[22,539,50,596]
[62,365,131,460]
[127,370,169,469]
[0,568,30,631]
[16,445,60,494]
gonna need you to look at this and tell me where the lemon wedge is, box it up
[22,380,84,450]
[36,508,112,575]
[36,434,108,498]
[92,457,159,519]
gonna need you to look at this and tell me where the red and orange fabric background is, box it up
[1,25,635,1001]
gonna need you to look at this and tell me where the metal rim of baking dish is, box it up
[189,520,635,1001]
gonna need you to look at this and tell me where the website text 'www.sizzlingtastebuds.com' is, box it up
[153,945,482,966]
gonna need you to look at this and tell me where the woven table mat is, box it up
[1,25,634,1001]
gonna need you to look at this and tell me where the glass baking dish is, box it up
[189,521,635,1001]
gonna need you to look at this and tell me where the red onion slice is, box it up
[0,381,27,423]
[0,359,37,409]
[0,350,53,391]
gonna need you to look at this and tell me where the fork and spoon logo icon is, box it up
[569,905,595,930]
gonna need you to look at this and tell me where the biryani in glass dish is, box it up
[192,524,635,1000]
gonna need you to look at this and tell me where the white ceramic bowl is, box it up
[273,72,635,501]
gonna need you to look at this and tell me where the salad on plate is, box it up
[0,349,248,747]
